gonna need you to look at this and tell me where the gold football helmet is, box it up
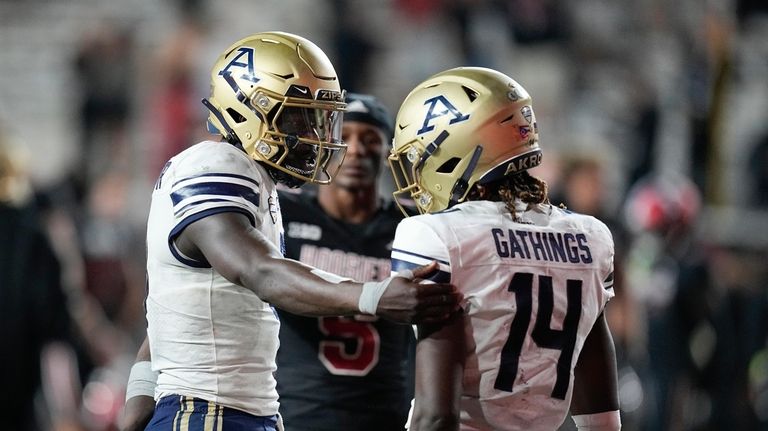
[204,31,346,186]
[389,67,542,215]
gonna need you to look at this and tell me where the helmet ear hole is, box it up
[226,108,247,124]
[436,157,461,173]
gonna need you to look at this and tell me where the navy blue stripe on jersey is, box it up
[391,248,449,266]
[172,172,260,189]
[603,271,614,290]
[391,258,451,283]
[168,207,255,268]
[171,182,260,208]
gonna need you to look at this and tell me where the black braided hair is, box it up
[467,171,549,221]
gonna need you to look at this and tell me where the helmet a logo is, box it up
[219,47,260,83]
[417,95,470,135]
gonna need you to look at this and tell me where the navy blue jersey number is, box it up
[494,272,582,399]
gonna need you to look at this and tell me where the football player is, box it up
[120,32,459,431]
[276,93,415,430]
[388,67,620,430]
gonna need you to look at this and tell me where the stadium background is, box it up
[1,0,767,429]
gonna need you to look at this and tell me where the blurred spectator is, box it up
[748,132,768,207]
[79,170,144,325]
[69,15,148,342]
[681,1,735,204]
[550,155,616,222]
[0,130,86,431]
[36,163,137,431]
[69,22,148,422]
[704,245,768,429]
[72,23,135,201]
[393,0,442,23]
[35,171,138,431]
[622,173,726,430]
[443,0,513,67]
[506,0,567,44]
[549,155,643,430]
[146,1,210,177]
[329,0,378,92]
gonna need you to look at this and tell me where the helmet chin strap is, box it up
[268,169,306,188]
[417,130,450,167]
[447,145,483,208]
[412,130,482,209]
[202,98,241,146]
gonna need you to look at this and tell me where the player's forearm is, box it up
[187,213,364,315]
[120,396,155,431]
[135,336,151,362]
[241,254,361,316]
[571,313,619,414]
[412,313,465,431]
[121,337,156,431]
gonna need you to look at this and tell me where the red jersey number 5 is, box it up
[318,316,380,376]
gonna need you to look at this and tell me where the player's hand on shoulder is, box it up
[376,262,461,324]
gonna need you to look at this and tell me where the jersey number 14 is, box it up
[494,272,582,400]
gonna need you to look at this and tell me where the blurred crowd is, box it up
[1,0,767,430]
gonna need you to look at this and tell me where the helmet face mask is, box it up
[389,67,542,216]
[204,32,347,186]
[390,140,430,209]
[259,103,344,183]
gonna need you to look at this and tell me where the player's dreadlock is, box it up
[468,171,549,222]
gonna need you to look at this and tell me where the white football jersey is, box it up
[392,200,614,431]
[145,140,284,416]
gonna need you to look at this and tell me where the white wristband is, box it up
[125,361,158,401]
[359,269,414,315]
[572,410,621,431]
